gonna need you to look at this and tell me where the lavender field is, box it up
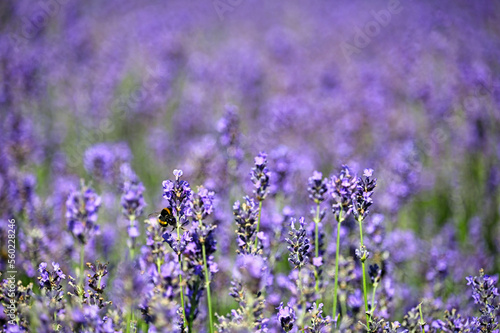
[1,0,500,332]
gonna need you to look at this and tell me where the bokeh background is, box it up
[1,0,499,330]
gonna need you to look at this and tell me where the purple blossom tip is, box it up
[312,170,323,180]
[313,257,323,267]
[173,169,183,179]
[363,168,374,177]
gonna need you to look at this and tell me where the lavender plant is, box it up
[65,181,102,284]
[250,152,271,251]
[161,169,193,328]
[329,165,357,325]
[307,171,328,295]
[354,168,378,328]
[1,1,500,332]
[120,165,146,259]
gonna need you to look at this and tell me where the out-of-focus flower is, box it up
[83,142,132,183]
[234,254,268,294]
[66,182,101,244]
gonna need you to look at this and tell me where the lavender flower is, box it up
[234,254,268,294]
[355,245,370,263]
[163,231,193,256]
[233,196,260,255]
[277,302,296,332]
[121,171,146,254]
[466,269,499,331]
[308,171,328,204]
[37,262,66,327]
[286,217,310,270]
[250,152,271,201]
[85,261,112,309]
[162,169,193,227]
[217,105,243,171]
[185,186,217,330]
[37,262,66,290]
[161,169,194,256]
[83,142,132,183]
[354,169,377,221]
[329,165,357,221]
[121,178,146,219]
[65,182,102,244]
[307,303,330,333]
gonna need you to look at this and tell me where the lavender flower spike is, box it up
[277,302,296,332]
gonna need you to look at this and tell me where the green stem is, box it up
[156,257,162,274]
[314,203,320,294]
[126,307,132,333]
[80,243,85,285]
[358,217,370,330]
[339,294,347,321]
[129,215,136,260]
[254,200,263,251]
[418,303,426,333]
[297,268,306,328]
[371,282,378,313]
[332,218,341,327]
[201,239,214,333]
[176,224,188,329]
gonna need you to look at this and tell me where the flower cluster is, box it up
[65,182,102,244]
[277,302,296,332]
[233,196,260,255]
[466,269,499,331]
[162,169,193,254]
[250,152,271,201]
[329,165,358,221]
[308,171,328,204]
[354,169,377,221]
[286,217,311,269]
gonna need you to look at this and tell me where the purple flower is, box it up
[83,142,132,183]
[234,254,268,294]
[173,169,183,179]
[308,170,328,204]
[276,302,296,332]
[38,261,65,290]
[66,182,102,244]
[466,269,499,312]
[329,165,357,221]
[162,169,192,226]
[121,179,146,219]
[286,217,310,269]
[190,186,215,221]
[217,104,243,166]
[308,303,330,332]
[163,230,192,255]
[233,196,259,255]
[363,168,374,177]
[354,168,377,220]
[313,257,323,267]
[250,152,271,201]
